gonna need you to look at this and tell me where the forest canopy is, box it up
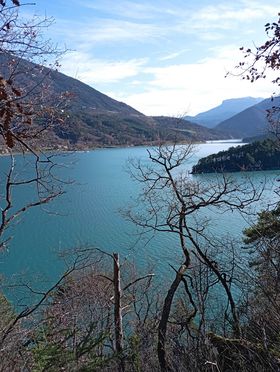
[192,139,280,174]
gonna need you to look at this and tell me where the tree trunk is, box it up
[113,253,124,371]
[157,263,188,371]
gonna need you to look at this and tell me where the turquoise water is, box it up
[0,142,279,294]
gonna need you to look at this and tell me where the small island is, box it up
[192,139,280,173]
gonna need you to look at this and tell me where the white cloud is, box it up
[194,6,263,23]
[112,47,276,116]
[191,1,276,25]
[61,52,147,84]
[52,0,280,116]
[56,0,278,49]
[159,48,190,61]
[79,0,165,20]
[53,1,279,55]
[54,17,164,47]
[173,1,278,40]
[85,20,163,43]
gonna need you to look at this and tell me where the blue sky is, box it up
[28,0,280,116]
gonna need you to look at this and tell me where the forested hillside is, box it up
[0,53,227,152]
[192,139,280,173]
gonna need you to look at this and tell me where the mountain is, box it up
[214,97,280,139]
[152,116,227,142]
[0,53,228,149]
[185,97,264,128]
[50,75,227,147]
[0,53,140,115]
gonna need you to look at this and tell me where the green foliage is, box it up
[32,323,110,371]
[242,200,280,357]
[127,334,142,372]
[192,139,280,173]
[244,204,280,244]
[32,336,73,372]
[0,292,15,327]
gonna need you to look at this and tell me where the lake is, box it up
[0,141,279,298]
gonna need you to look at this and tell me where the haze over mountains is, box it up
[185,96,280,140]
[185,97,264,128]
[214,97,280,139]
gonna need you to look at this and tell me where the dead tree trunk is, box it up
[113,252,124,371]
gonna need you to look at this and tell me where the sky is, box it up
[26,0,280,116]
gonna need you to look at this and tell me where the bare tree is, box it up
[127,143,262,370]
[233,13,280,141]
[17,247,156,371]
[0,1,69,248]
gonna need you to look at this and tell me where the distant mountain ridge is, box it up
[214,97,280,139]
[185,97,264,128]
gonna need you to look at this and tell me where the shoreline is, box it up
[0,138,244,157]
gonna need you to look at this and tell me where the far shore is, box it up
[0,138,244,157]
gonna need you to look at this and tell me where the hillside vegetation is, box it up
[192,139,280,173]
[0,53,227,152]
